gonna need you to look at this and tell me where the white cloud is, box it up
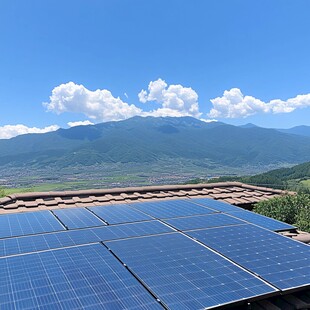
[44,80,202,122]
[0,124,59,139]
[44,82,142,122]
[67,120,94,127]
[209,88,310,118]
[138,78,201,118]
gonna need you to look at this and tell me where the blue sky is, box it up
[0,0,310,138]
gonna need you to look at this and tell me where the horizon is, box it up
[1,115,310,140]
[1,1,310,139]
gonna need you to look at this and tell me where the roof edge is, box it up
[0,182,291,205]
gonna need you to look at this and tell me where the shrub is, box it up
[253,194,310,232]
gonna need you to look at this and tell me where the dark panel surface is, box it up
[0,221,173,258]
[188,224,310,290]
[226,210,296,231]
[164,213,245,231]
[107,233,277,310]
[190,198,242,212]
[89,204,153,224]
[0,244,162,309]
[131,199,216,219]
[0,211,64,239]
[53,207,105,229]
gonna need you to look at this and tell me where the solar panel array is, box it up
[106,233,276,309]
[188,224,310,291]
[0,198,308,310]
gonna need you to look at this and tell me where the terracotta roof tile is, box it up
[0,182,291,214]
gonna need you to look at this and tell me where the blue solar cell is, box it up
[0,244,162,309]
[164,213,245,231]
[190,198,242,212]
[226,210,296,231]
[131,199,216,219]
[52,208,105,229]
[106,233,276,309]
[0,211,65,239]
[0,221,173,258]
[89,204,153,224]
[188,224,310,290]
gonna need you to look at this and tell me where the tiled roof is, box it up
[0,181,289,214]
[2,181,309,244]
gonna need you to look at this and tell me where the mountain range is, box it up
[1,116,310,169]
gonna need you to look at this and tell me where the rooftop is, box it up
[0,182,309,309]
[0,181,291,214]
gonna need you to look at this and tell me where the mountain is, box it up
[1,116,310,169]
[277,125,310,137]
[239,123,259,129]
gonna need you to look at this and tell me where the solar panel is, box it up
[190,198,242,212]
[0,211,65,239]
[0,244,162,309]
[164,213,245,231]
[188,224,310,291]
[88,204,153,224]
[131,199,216,219]
[0,221,173,258]
[106,233,277,309]
[226,210,296,231]
[52,207,105,229]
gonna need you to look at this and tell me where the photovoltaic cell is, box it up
[106,233,276,310]
[131,199,216,219]
[89,204,153,224]
[226,210,296,231]
[0,244,162,309]
[164,213,245,231]
[0,211,65,239]
[0,221,173,258]
[52,208,105,229]
[190,198,242,212]
[188,224,310,290]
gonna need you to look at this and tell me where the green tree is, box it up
[253,194,310,232]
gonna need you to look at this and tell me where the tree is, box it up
[253,194,310,232]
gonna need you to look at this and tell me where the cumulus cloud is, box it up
[44,82,142,122]
[67,120,94,127]
[44,80,202,122]
[209,88,310,118]
[138,78,201,118]
[0,124,59,139]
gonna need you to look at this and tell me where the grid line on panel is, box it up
[189,198,243,213]
[0,243,163,310]
[51,208,106,229]
[130,199,217,219]
[106,233,277,310]
[163,213,245,231]
[88,204,154,225]
[0,221,174,258]
[0,211,65,240]
[226,210,296,231]
[188,224,310,291]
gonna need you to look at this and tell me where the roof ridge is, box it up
[0,182,291,211]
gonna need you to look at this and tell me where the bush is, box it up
[296,204,310,232]
[0,188,5,198]
[253,194,310,232]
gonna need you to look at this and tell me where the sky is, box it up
[0,0,310,138]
